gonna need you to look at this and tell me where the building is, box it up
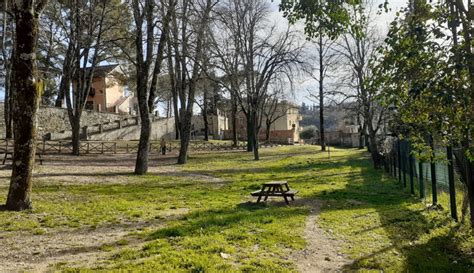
[192,109,229,139]
[79,64,136,114]
[225,101,303,144]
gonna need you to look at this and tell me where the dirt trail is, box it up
[292,200,352,273]
[0,208,190,272]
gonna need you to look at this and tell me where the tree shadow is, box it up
[302,156,473,272]
[147,201,308,242]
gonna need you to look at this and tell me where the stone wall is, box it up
[0,102,134,139]
[89,117,175,141]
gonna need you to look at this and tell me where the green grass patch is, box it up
[0,146,472,272]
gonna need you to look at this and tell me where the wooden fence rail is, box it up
[0,139,279,155]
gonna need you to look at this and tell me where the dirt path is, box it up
[0,208,190,272]
[292,200,352,273]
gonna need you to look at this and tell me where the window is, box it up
[85,101,94,110]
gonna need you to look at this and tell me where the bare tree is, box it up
[132,0,171,174]
[304,32,343,151]
[212,0,305,160]
[336,1,386,167]
[166,0,216,164]
[262,84,288,142]
[4,0,49,211]
[0,1,13,138]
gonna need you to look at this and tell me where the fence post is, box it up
[402,141,407,188]
[397,140,402,184]
[409,153,415,194]
[419,161,425,199]
[393,152,397,178]
[429,136,437,205]
[446,146,458,221]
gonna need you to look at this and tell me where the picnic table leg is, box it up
[280,185,290,205]
[264,186,275,201]
[263,186,273,202]
[256,185,266,203]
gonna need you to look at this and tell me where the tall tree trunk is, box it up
[203,90,209,141]
[4,56,12,139]
[71,114,81,155]
[318,34,326,151]
[135,78,151,174]
[252,111,259,160]
[460,2,474,227]
[177,111,192,164]
[246,114,254,152]
[358,115,365,149]
[231,93,238,146]
[265,119,271,142]
[6,2,46,210]
[1,1,12,139]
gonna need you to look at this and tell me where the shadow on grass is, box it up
[302,156,473,272]
[148,201,307,242]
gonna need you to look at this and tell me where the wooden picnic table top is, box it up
[262,181,288,186]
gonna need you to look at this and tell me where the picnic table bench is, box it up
[251,181,297,205]
[0,140,43,165]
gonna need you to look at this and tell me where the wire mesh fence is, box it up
[384,139,470,222]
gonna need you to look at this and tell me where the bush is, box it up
[300,126,317,140]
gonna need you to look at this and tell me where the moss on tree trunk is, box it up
[6,4,44,211]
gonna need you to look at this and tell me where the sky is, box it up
[266,0,409,106]
[0,0,409,108]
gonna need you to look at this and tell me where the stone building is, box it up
[73,64,137,114]
[224,101,302,143]
[191,109,229,139]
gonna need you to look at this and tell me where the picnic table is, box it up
[251,181,297,205]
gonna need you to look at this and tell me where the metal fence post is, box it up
[419,161,425,199]
[392,151,395,177]
[402,141,407,188]
[446,146,458,221]
[429,136,437,205]
[409,153,415,194]
[397,140,402,184]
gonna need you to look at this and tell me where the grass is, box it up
[0,146,472,272]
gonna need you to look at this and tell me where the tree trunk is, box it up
[231,94,238,146]
[167,30,180,140]
[246,114,254,152]
[252,112,259,160]
[6,5,43,211]
[203,90,209,141]
[4,56,13,139]
[265,120,271,142]
[203,113,209,141]
[177,111,192,164]
[318,34,326,151]
[466,156,474,227]
[358,115,365,149]
[71,115,81,155]
[134,79,151,174]
[368,127,383,169]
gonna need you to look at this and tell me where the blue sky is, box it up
[1,0,409,106]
